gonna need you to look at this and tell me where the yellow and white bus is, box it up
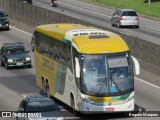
[33,23,140,114]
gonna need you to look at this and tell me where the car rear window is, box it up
[27,100,59,112]
[122,11,137,16]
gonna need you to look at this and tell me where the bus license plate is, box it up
[106,108,114,111]
[17,62,23,66]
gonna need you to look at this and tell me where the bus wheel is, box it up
[71,96,79,116]
[42,80,46,94]
[46,83,51,98]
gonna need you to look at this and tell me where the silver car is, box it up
[111,9,139,28]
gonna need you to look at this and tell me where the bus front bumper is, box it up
[80,99,134,113]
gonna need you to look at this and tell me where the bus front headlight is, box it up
[8,59,13,63]
[26,57,31,61]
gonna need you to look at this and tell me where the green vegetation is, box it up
[91,0,160,19]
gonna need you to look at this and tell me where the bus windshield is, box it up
[80,52,133,96]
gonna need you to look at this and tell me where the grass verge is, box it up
[90,0,160,19]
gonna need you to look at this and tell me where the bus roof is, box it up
[35,24,93,40]
[35,24,129,54]
[72,34,129,54]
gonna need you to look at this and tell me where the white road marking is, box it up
[140,24,160,32]
[59,1,160,32]
[135,77,160,90]
[10,26,32,36]
[58,1,111,17]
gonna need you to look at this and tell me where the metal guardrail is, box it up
[0,0,160,84]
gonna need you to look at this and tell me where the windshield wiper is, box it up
[95,81,107,96]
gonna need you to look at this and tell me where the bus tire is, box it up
[42,80,46,94]
[71,96,79,116]
[46,83,51,98]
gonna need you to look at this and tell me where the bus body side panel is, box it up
[35,48,77,108]
[35,50,58,96]
[54,67,76,107]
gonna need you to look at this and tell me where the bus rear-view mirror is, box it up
[131,56,140,75]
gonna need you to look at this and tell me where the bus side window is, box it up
[59,42,66,65]
[53,40,60,60]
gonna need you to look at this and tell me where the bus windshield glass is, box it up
[80,52,133,96]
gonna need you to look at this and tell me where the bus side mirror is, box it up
[131,56,140,75]
[75,57,80,78]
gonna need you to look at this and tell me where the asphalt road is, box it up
[0,27,160,120]
[31,0,160,45]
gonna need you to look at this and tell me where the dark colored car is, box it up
[0,42,32,69]
[16,96,64,120]
[0,10,9,30]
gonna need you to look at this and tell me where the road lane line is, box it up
[59,1,160,32]
[140,24,160,32]
[10,26,32,36]
[135,77,160,90]
[58,1,111,17]
[10,26,160,90]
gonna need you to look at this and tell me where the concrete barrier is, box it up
[0,0,159,85]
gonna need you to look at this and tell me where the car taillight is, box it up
[136,16,139,20]
[120,16,123,20]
